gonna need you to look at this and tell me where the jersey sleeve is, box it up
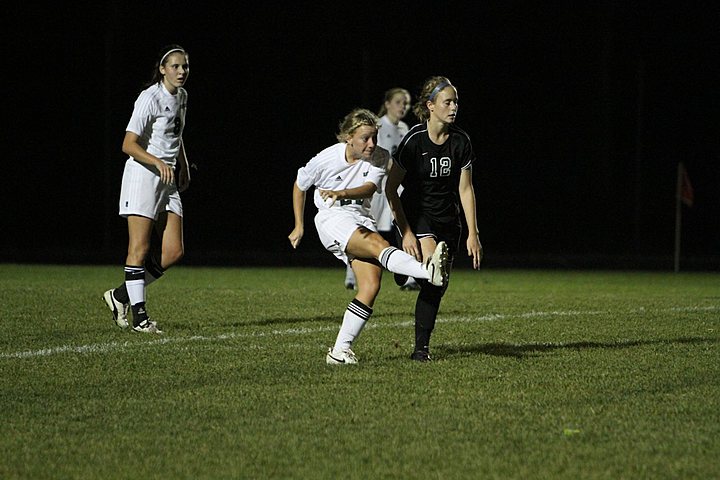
[460,131,476,170]
[295,156,321,192]
[393,137,411,172]
[126,90,156,136]
[365,163,386,194]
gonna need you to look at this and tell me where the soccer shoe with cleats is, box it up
[425,241,449,287]
[326,347,358,365]
[132,319,163,334]
[102,289,129,329]
[410,350,432,362]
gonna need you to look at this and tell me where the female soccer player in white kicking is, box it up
[289,108,449,364]
[102,44,192,334]
[344,87,420,291]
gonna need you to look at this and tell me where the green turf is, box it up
[0,264,718,479]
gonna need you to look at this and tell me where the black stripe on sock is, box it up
[378,247,399,270]
[348,298,373,320]
[124,265,145,282]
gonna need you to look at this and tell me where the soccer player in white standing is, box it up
[289,108,449,364]
[344,88,419,291]
[102,44,192,334]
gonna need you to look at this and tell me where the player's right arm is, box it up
[288,181,306,249]
[318,181,377,206]
[122,131,175,186]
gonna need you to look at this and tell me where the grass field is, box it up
[0,264,718,479]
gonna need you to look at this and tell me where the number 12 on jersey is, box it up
[429,157,451,177]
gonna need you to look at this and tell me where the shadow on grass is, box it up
[210,311,409,329]
[193,314,339,329]
[441,336,718,359]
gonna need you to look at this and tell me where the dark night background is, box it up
[4,2,718,270]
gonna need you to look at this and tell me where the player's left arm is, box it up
[177,138,191,193]
[459,168,483,269]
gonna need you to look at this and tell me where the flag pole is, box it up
[673,162,683,272]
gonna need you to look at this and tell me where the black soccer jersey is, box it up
[394,123,475,225]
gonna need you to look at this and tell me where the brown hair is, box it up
[144,44,188,88]
[412,76,453,122]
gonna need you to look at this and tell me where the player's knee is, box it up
[164,245,184,267]
[371,234,391,253]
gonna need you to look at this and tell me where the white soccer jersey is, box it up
[296,143,388,215]
[371,115,409,230]
[126,82,187,167]
[378,115,409,157]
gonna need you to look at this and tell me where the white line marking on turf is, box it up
[1,306,717,360]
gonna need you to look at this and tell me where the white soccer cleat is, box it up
[103,289,129,329]
[132,319,163,334]
[326,347,358,365]
[425,241,449,287]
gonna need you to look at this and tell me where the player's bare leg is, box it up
[345,227,447,286]
[326,259,381,365]
[155,211,184,269]
[124,215,161,333]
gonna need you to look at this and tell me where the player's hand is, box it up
[157,162,175,186]
[288,226,304,249]
[178,165,191,192]
[318,189,339,207]
[467,235,483,270]
[401,232,421,262]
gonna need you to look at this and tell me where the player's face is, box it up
[160,53,190,93]
[346,125,378,161]
[429,87,459,124]
[386,93,410,121]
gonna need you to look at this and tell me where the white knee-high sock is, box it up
[124,266,146,306]
[113,255,164,304]
[333,299,373,351]
[378,247,428,280]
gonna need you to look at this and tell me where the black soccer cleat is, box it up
[410,350,432,362]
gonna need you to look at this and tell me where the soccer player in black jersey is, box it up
[386,76,483,361]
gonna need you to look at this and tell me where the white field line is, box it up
[1,306,717,360]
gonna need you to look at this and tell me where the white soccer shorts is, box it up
[118,159,183,220]
[314,208,377,265]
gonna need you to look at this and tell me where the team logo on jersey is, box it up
[363,171,368,177]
